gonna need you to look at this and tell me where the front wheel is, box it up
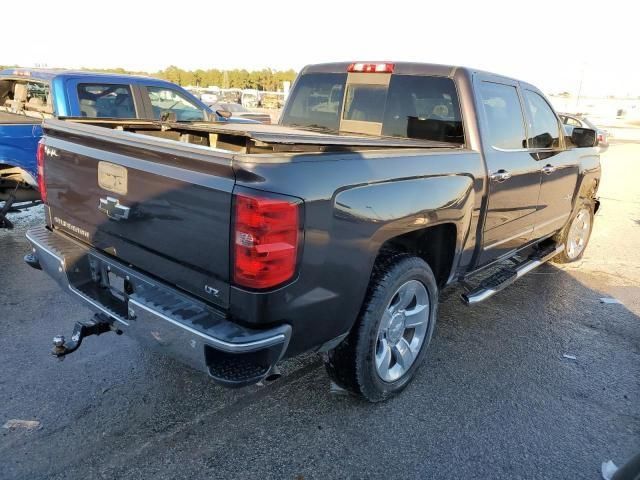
[325,255,438,402]
[552,205,594,264]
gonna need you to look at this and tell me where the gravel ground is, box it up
[0,143,638,480]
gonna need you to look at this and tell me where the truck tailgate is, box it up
[41,119,235,308]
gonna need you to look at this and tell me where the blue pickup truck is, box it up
[0,69,247,226]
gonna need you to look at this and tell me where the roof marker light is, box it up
[347,63,394,73]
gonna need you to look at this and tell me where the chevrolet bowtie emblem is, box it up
[99,197,130,221]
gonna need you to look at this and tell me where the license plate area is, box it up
[65,253,136,320]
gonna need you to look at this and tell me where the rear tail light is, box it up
[36,140,47,203]
[348,62,394,73]
[233,191,301,289]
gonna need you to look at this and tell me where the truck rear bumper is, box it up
[25,226,291,387]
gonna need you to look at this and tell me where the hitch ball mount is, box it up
[52,313,122,358]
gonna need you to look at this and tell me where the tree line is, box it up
[1,65,298,91]
[157,66,298,91]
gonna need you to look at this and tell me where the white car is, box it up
[559,113,610,150]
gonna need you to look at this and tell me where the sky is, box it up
[3,0,639,97]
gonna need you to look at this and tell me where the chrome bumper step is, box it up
[25,226,291,387]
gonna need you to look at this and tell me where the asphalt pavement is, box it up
[1,144,638,480]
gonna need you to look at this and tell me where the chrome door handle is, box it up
[490,170,512,182]
[542,164,557,175]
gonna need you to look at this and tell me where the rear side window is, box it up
[523,90,561,149]
[77,84,135,118]
[147,87,205,121]
[478,81,527,150]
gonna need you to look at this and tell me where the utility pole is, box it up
[575,67,584,111]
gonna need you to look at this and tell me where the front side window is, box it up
[147,87,205,121]
[478,81,527,150]
[523,90,561,149]
[77,84,135,118]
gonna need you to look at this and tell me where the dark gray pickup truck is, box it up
[26,62,600,401]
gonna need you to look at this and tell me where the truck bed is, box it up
[42,119,237,309]
[62,117,461,154]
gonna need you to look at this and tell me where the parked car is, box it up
[26,62,600,402]
[200,87,222,105]
[241,89,261,108]
[260,91,286,109]
[559,113,609,150]
[218,88,242,104]
[0,69,255,227]
[212,102,272,123]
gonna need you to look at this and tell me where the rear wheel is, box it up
[552,205,594,264]
[325,254,438,402]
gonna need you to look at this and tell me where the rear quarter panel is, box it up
[231,148,483,355]
[0,123,41,183]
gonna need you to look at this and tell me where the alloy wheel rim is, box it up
[566,208,591,259]
[375,280,430,382]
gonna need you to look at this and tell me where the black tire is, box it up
[325,254,438,402]
[551,203,594,264]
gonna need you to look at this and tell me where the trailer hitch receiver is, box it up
[52,314,121,358]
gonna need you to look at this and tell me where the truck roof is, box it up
[301,61,528,86]
[0,68,163,84]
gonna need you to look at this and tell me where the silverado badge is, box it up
[98,161,127,195]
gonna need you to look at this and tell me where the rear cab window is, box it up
[281,70,464,144]
[0,79,52,116]
[281,73,346,131]
[77,83,136,118]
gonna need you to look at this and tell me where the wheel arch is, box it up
[376,223,458,287]
[574,151,601,211]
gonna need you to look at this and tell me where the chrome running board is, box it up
[462,244,564,305]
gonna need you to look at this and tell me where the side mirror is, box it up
[530,132,554,148]
[160,111,177,122]
[571,127,597,148]
[216,109,232,119]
